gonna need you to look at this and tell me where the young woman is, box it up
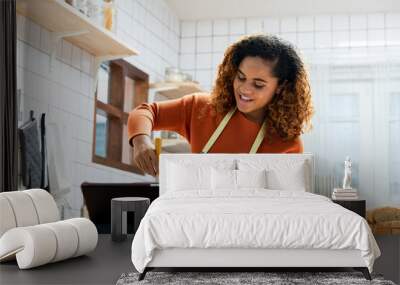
[127,34,314,176]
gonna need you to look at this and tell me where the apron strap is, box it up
[201,107,237,153]
[249,120,267,154]
[202,107,267,154]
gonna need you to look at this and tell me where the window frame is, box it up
[92,59,148,174]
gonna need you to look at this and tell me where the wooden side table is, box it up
[332,199,366,218]
[111,197,150,242]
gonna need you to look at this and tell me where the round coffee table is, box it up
[111,197,150,242]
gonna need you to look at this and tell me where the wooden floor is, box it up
[0,234,134,285]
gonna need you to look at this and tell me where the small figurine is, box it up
[342,156,352,189]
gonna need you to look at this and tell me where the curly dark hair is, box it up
[210,34,314,140]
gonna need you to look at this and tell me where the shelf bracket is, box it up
[92,54,133,76]
[91,54,134,99]
[49,30,89,71]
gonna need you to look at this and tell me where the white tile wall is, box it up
[332,15,349,30]
[39,28,51,55]
[387,29,400,46]
[181,20,196,37]
[180,12,399,92]
[298,16,314,32]
[17,0,179,217]
[196,53,212,69]
[263,18,280,34]
[246,18,263,34]
[315,15,332,31]
[195,70,212,90]
[367,29,385,46]
[368,13,385,29]
[350,15,367,30]
[180,54,195,70]
[229,34,244,44]
[181,38,196,53]
[281,17,297,33]
[27,20,41,49]
[61,41,72,65]
[280,32,297,45]
[213,19,229,35]
[230,18,246,35]
[17,14,27,41]
[197,20,212,36]
[196,37,212,53]
[298,32,314,49]
[212,53,224,69]
[80,50,92,74]
[212,36,229,52]
[71,46,81,70]
[350,30,367,47]
[386,13,400,28]
[332,30,350,47]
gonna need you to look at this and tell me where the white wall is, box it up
[115,0,180,81]
[182,13,400,91]
[16,0,180,218]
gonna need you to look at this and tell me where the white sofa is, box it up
[0,189,98,269]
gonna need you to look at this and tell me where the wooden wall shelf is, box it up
[149,81,203,99]
[16,0,138,59]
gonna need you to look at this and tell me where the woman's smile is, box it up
[239,93,254,103]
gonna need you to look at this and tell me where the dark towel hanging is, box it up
[18,112,42,188]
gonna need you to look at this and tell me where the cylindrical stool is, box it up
[111,197,150,242]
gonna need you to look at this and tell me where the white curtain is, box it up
[302,48,400,209]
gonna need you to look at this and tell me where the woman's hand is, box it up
[132,135,159,176]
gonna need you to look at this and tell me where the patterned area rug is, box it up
[116,271,396,285]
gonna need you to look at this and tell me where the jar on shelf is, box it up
[86,0,101,25]
[65,0,87,15]
[165,67,183,82]
[181,72,193,82]
[103,0,116,31]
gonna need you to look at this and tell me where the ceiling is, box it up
[165,0,400,20]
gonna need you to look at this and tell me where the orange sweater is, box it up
[128,93,303,153]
